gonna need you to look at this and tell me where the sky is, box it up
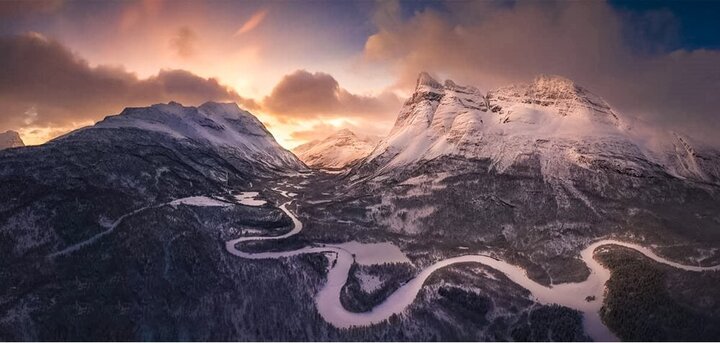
[1,0,719,148]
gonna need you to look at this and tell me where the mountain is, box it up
[345,72,720,290]
[82,101,303,171]
[1,101,303,258]
[293,129,379,169]
[357,73,720,184]
[2,87,719,341]
[0,130,24,149]
[0,102,314,340]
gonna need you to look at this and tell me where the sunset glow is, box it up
[1,0,720,148]
[3,2,720,342]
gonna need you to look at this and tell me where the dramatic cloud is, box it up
[364,1,720,145]
[289,123,339,142]
[234,9,268,36]
[170,26,197,59]
[0,33,257,143]
[262,70,401,121]
[0,0,62,17]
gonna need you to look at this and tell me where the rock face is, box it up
[293,129,378,169]
[86,101,304,171]
[357,73,720,184]
[0,130,24,149]
[349,72,720,285]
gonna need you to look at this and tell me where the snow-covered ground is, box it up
[360,73,720,185]
[170,196,231,207]
[307,199,333,205]
[226,200,720,342]
[293,129,379,169]
[83,101,304,170]
[234,192,267,206]
[0,130,24,149]
[358,272,383,293]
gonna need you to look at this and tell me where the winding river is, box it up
[227,197,720,342]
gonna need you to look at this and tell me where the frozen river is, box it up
[227,197,720,341]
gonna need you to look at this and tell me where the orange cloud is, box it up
[262,70,401,122]
[234,9,268,36]
[0,33,257,143]
[0,0,63,17]
[170,26,197,59]
[363,1,720,145]
[118,0,164,32]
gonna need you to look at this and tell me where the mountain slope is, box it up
[293,129,378,169]
[344,72,720,286]
[0,101,304,259]
[79,101,303,171]
[0,101,314,340]
[357,73,720,185]
[0,130,24,149]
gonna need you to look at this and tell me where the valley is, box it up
[220,172,719,342]
[2,74,720,341]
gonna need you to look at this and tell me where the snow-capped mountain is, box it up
[357,73,720,184]
[0,102,314,340]
[344,73,720,305]
[293,129,379,169]
[68,101,304,171]
[0,101,305,260]
[0,130,24,149]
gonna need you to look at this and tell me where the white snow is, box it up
[293,129,379,169]
[234,192,267,206]
[273,187,296,198]
[307,199,333,205]
[225,195,720,343]
[0,130,24,149]
[80,102,303,170]
[360,73,720,185]
[358,272,383,293]
[170,196,231,208]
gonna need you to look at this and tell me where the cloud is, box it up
[0,0,63,17]
[170,26,197,59]
[234,9,268,36]
[262,70,401,121]
[363,1,720,145]
[289,123,338,142]
[0,33,257,141]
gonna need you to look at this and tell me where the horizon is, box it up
[1,0,720,148]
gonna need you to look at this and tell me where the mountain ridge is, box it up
[65,101,304,171]
[355,72,720,185]
[293,129,379,169]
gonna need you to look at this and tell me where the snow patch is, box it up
[235,192,267,206]
[358,272,383,293]
[170,196,231,208]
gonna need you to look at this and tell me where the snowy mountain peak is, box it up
[416,72,443,90]
[294,129,379,169]
[64,101,303,170]
[333,128,358,138]
[358,73,719,185]
[0,130,25,150]
[489,75,620,126]
[530,74,579,95]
